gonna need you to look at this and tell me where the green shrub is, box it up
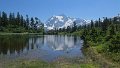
[108,39,120,53]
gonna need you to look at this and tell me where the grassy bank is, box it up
[3,58,99,68]
[82,41,120,68]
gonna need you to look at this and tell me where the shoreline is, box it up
[2,56,99,68]
[0,33,43,35]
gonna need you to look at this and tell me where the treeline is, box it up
[81,15,120,52]
[80,15,120,62]
[0,11,44,33]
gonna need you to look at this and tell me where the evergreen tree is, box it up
[95,21,99,27]
[20,15,24,27]
[102,17,109,31]
[90,20,94,28]
[72,22,77,32]
[98,18,101,27]
[9,13,13,25]
[35,17,39,29]
[90,28,97,42]
[16,12,21,26]
[30,17,34,28]
[0,12,1,26]
[1,11,8,26]
[109,24,115,36]
[26,15,29,29]
[10,13,16,25]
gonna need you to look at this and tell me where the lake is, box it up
[0,35,84,62]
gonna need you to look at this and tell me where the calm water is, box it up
[0,35,84,62]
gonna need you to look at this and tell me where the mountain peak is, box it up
[45,14,90,30]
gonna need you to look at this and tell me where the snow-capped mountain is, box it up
[45,14,90,30]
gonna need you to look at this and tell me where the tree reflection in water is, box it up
[0,35,84,62]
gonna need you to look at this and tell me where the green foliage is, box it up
[108,36,120,53]
[81,15,120,53]
[0,11,44,34]
[78,14,120,64]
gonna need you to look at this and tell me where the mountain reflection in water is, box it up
[0,35,84,62]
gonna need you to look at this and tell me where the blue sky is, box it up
[0,0,120,22]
